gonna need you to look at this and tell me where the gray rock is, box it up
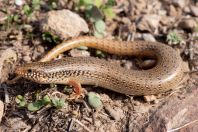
[105,106,124,121]
[136,15,160,33]
[172,0,188,8]
[178,18,197,31]
[41,9,89,40]
[142,33,156,42]
[190,5,198,17]
[144,87,198,131]
[69,49,90,57]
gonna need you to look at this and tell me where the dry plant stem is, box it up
[167,119,198,132]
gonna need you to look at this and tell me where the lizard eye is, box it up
[27,69,32,73]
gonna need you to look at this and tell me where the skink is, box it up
[15,36,188,95]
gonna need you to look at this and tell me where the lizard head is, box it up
[15,62,50,83]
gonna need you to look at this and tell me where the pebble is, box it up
[142,33,156,42]
[23,56,31,62]
[69,49,90,57]
[15,0,24,6]
[143,95,157,102]
[105,106,124,121]
[172,0,187,8]
[190,5,198,17]
[136,14,160,33]
[178,18,197,31]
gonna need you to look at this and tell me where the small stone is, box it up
[190,5,198,17]
[136,14,160,33]
[105,106,124,121]
[36,45,45,53]
[0,12,7,24]
[41,9,89,40]
[23,24,33,32]
[142,33,156,42]
[0,49,17,83]
[169,5,178,16]
[122,60,133,70]
[69,49,90,57]
[184,6,191,13]
[168,5,182,17]
[160,16,175,26]
[172,0,188,8]
[23,56,31,62]
[178,18,197,31]
[143,95,157,102]
[15,0,24,6]
[94,120,102,127]
[133,101,141,106]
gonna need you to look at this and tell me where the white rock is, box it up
[172,0,188,8]
[136,14,160,33]
[15,0,24,6]
[190,5,198,17]
[142,33,156,42]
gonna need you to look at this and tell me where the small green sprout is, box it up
[22,0,41,17]
[96,50,106,58]
[27,100,43,112]
[15,95,27,107]
[87,92,102,109]
[23,4,32,16]
[16,94,52,112]
[32,0,41,10]
[42,95,51,105]
[51,97,65,109]
[63,85,73,94]
[77,0,116,38]
[42,32,61,44]
[167,32,182,44]
[27,95,51,112]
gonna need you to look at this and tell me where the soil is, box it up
[0,0,198,132]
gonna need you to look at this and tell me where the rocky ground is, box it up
[0,0,198,131]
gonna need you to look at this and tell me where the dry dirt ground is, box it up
[0,0,198,132]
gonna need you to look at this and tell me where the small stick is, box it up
[72,118,92,132]
[167,119,198,132]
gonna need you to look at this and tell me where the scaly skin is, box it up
[15,36,188,95]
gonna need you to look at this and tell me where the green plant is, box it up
[27,95,51,112]
[16,94,60,112]
[27,100,44,112]
[63,85,73,94]
[96,50,106,58]
[51,97,65,109]
[77,0,116,38]
[22,0,41,17]
[87,92,102,109]
[167,32,182,44]
[23,4,32,16]
[47,0,58,9]
[42,32,61,44]
[32,0,41,10]
[15,95,27,107]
